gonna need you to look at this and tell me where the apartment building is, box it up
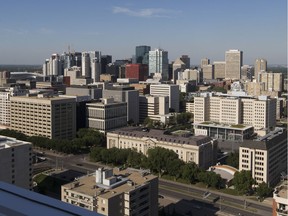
[150,84,179,112]
[139,95,169,123]
[0,135,33,190]
[107,127,218,169]
[86,98,127,133]
[10,94,76,139]
[239,128,287,186]
[61,167,158,216]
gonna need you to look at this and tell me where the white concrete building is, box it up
[225,49,243,80]
[239,128,287,186]
[273,182,288,216]
[0,136,33,190]
[86,98,127,133]
[150,84,180,112]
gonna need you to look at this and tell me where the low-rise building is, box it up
[107,127,218,169]
[61,167,158,216]
[86,98,127,133]
[239,128,287,186]
[273,181,288,216]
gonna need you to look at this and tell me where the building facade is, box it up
[273,182,288,216]
[107,127,218,169]
[0,136,33,190]
[135,45,151,64]
[61,167,158,216]
[125,64,148,81]
[214,61,226,79]
[254,58,267,81]
[150,84,179,112]
[148,49,169,80]
[86,98,127,133]
[10,95,76,139]
[239,128,287,186]
[259,72,283,92]
[225,49,243,80]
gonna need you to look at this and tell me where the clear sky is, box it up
[0,0,287,65]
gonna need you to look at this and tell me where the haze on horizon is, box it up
[0,0,286,65]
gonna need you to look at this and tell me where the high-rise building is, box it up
[254,58,267,81]
[82,51,101,82]
[103,86,139,124]
[172,58,186,83]
[86,98,127,133]
[61,167,158,216]
[148,49,169,80]
[201,58,210,68]
[135,45,151,64]
[150,84,179,112]
[180,55,190,69]
[202,64,214,80]
[125,64,148,81]
[139,95,169,123]
[10,94,76,139]
[101,55,112,74]
[0,135,32,190]
[239,128,287,186]
[225,49,243,80]
[213,61,226,79]
[259,72,283,92]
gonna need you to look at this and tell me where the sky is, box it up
[0,0,287,65]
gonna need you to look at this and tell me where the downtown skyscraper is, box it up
[148,48,169,81]
[225,49,243,80]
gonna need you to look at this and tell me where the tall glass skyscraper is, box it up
[136,45,151,64]
[148,49,169,80]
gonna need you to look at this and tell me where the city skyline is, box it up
[0,0,287,65]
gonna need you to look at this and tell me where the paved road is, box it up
[33,149,272,216]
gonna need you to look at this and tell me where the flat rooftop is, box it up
[0,136,30,149]
[108,127,213,146]
[195,122,253,130]
[63,168,157,199]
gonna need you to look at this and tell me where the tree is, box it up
[225,152,239,169]
[181,162,201,184]
[255,182,273,200]
[233,170,256,195]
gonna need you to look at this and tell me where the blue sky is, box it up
[0,0,286,65]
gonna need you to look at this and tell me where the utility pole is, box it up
[244,199,247,209]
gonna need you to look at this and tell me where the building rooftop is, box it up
[108,127,213,146]
[274,181,288,200]
[0,181,100,216]
[11,95,76,102]
[0,136,30,149]
[196,122,253,130]
[63,168,157,199]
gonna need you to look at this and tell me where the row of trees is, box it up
[0,128,106,154]
[90,146,224,188]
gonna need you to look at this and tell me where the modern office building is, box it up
[0,136,32,190]
[103,86,139,124]
[43,53,61,76]
[107,127,218,169]
[273,181,288,216]
[101,55,112,74]
[125,64,148,81]
[178,69,201,84]
[66,86,102,100]
[180,55,190,69]
[225,49,243,80]
[0,181,99,216]
[150,84,179,112]
[259,72,283,92]
[148,49,169,80]
[0,87,27,126]
[202,64,214,80]
[135,45,151,64]
[201,58,210,68]
[239,128,287,186]
[82,51,101,82]
[193,93,277,133]
[172,58,186,83]
[241,65,253,80]
[61,167,158,216]
[254,58,267,81]
[214,61,226,79]
[10,94,76,139]
[86,98,127,133]
[139,95,169,123]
